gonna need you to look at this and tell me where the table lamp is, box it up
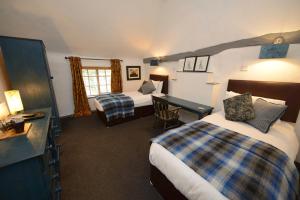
[4,90,24,115]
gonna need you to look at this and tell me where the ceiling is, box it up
[1,0,300,58]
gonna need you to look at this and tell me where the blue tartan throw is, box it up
[95,93,134,122]
[152,121,299,200]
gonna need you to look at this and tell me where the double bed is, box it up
[94,74,168,126]
[149,79,300,200]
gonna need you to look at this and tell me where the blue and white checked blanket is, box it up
[96,93,134,122]
[152,121,299,200]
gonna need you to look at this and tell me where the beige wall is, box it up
[0,49,10,103]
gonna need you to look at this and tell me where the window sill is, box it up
[88,95,97,99]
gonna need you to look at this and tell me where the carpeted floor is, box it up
[59,113,162,200]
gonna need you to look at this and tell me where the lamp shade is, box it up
[4,90,24,114]
[0,102,9,120]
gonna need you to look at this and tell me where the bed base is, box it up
[97,105,154,127]
[150,164,187,200]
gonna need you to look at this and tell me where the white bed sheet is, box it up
[94,91,165,111]
[149,112,299,200]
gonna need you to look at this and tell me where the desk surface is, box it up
[159,95,213,115]
[0,108,51,168]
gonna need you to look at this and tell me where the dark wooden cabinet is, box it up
[0,36,61,134]
[0,108,61,200]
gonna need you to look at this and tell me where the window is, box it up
[82,67,111,97]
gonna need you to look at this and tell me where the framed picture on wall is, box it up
[126,66,141,80]
[194,56,210,72]
[177,59,185,72]
[183,57,196,72]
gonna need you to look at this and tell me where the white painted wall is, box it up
[46,52,145,116]
[148,44,300,108]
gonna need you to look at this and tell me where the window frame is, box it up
[82,66,111,97]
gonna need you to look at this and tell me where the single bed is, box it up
[149,79,300,200]
[95,74,168,127]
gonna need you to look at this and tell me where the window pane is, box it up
[83,77,89,86]
[106,70,111,76]
[100,78,106,85]
[100,85,108,93]
[82,69,88,76]
[88,69,97,76]
[90,85,99,95]
[85,87,91,96]
[98,70,105,76]
[107,85,111,93]
[106,77,111,85]
[89,76,98,85]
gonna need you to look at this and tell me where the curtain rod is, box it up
[65,56,123,61]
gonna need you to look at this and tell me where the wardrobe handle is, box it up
[46,144,53,151]
[49,159,58,166]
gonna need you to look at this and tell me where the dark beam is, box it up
[143,30,300,63]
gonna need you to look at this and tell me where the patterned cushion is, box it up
[246,98,287,133]
[141,80,156,94]
[223,93,255,121]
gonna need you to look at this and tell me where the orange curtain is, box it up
[68,57,91,117]
[110,59,123,93]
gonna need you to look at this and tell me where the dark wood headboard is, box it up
[227,80,300,123]
[149,74,169,94]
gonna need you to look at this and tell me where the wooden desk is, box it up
[158,95,213,119]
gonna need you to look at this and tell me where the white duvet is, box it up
[94,91,165,111]
[149,112,299,200]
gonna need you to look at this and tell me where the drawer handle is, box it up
[52,173,60,180]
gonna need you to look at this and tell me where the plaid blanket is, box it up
[152,121,299,200]
[96,93,134,122]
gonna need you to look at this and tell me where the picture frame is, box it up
[183,57,196,72]
[177,59,185,72]
[194,56,210,72]
[126,66,141,80]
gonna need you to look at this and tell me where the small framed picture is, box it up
[183,57,196,72]
[177,59,185,72]
[126,66,141,80]
[194,56,210,72]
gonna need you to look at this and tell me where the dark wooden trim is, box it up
[150,164,187,200]
[227,79,300,122]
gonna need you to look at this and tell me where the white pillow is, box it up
[151,80,163,93]
[225,91,286,105]
[156,81,163,93]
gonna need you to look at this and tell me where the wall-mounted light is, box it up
[4,90,24,115]
[150,59,160,66]
[259,36,289,59]
[150,57,162,66]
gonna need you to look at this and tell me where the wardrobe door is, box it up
[0,37,52,110]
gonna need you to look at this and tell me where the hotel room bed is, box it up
[94,91,165,111]
[95,74,168,127]
[149,79,300,200]
[150,112,299,200]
